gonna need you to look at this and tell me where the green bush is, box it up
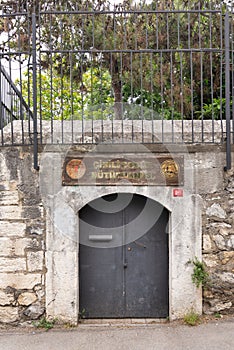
[190,257,209,288]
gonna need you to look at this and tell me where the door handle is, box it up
[89,235,112,242]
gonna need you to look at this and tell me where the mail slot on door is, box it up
[89,235,113,242]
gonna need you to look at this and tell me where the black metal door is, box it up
[79,193,169,318]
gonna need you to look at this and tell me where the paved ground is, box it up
[0,318,234,350]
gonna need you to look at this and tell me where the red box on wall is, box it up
[173,189,184,197]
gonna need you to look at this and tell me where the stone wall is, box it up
[0,147,46,325]
[202,168,234,315]
[0,144,233,325]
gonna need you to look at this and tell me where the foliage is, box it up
[183,310,201,326]
[18,66,185,120]
[33,317,56,331]
[82,67,115,119]
[78,308,86,320]
[17,67,114,120]
[1,0,232,120]
[196,98,233,120]
[190,257,209,288]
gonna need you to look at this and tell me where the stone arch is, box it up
[75,187,172,214]
[45,183,202,324]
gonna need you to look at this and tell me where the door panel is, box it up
[79,194,125,318]
[79,193,169,318]
[79,244,124,317]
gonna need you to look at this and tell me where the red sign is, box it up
[173,189,183,197]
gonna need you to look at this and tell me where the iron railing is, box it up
[0,1,233,169]
[0,63,33,141]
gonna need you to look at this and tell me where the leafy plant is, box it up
[33,317,56,331]
[190,257,209,288]
[78,308,86,320]
[183,310,201,326]
[16,67,114,121]
[195,98,233,120]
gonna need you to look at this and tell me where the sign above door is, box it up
[62,153,184,186]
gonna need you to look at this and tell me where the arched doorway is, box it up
[79,193,169,318]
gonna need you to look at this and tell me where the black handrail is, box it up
[0,64,34,121]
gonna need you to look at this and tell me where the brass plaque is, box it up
[65,159,86,180]
[62,154,184,186]
[160,159,179,179]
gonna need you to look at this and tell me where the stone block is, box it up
[30,238,42,249]
[209,223,231,229]
[206,203,227,219]
[219,227,231,236]
[0,181,18,191]
[203,234,213,252]
[27,225,44,236]
[9,237,41,253]
[0,155,9,182]
[0,257,26,272]
[203,254,219,268]
[194,152,224,169]
[213,234,226,250]
[0,221,26,237]
[219,272,234,284]
[0,191,19,205]
[18,292,37,306]
[210,301,232,312]
[23,302,45,320]
[0,290,15,306]
[27,251,44,272]
[196,168,224,194]
[226,178,234,192]
[21,206,44,220]
[219,251,234,265]
[0,306,18,323]
[35,289,44,301]
[0,273,41,289]
[0,237,32,256]
[203,290,214,299]
[46,250,78,323]
[227,235,234,249]
[0,206,22,220]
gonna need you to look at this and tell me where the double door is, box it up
[79,193,169,318]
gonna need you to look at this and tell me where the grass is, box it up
[33,317,56,331]
[183,310,201,326]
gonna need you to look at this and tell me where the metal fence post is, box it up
[224,10,231,171]
[32,12,39,170]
